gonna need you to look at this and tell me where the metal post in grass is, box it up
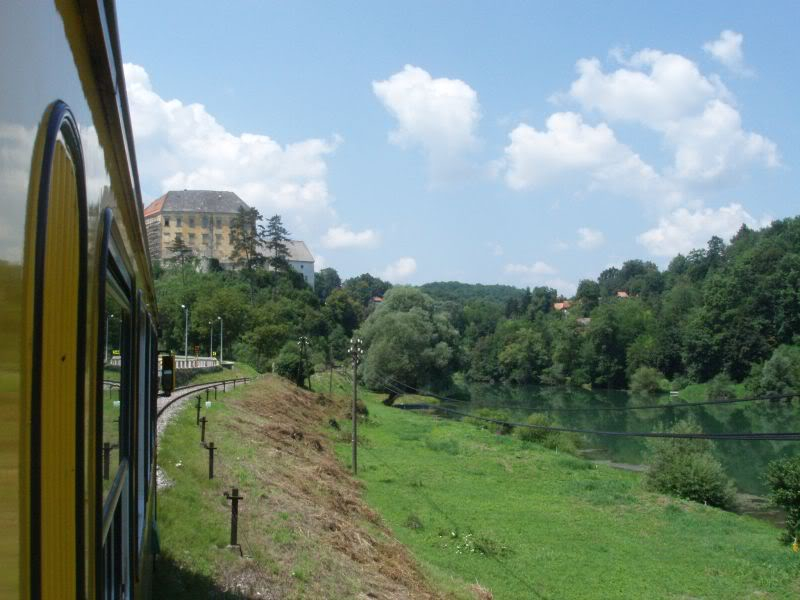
[349,337,364,475]
[195,395,201,425]
[205,442,216,479]
[223,487,243,551]
[200,416,207,443]
[214,385,218,401]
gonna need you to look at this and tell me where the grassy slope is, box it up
[156,374,440,599]
[179,362,259,386]
[314,373,800,599]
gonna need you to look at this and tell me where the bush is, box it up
[645,419,735,509]
[766,457,800,544]
[630,366,666,394]
[760,345,800,397]
[468,408,514,435]
[274,341,313,387]
[515,413,578,454]
[706,373,736,400]
[670,375,690,392]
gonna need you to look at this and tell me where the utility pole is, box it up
[181,304,189,361]
[349,337,363,474]
[217,315,223,363]
[297,336,310,388]
[328,340,334,401]
[209,320,214,359]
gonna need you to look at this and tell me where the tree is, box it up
[165,236,195,282]
[575,279,600,315]
[229,206,266,270]
[265,214,291,268]
[766,457,800,544]
[316,267,342,301]
[342,273,391,306]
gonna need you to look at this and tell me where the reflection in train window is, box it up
[102,288,128,501]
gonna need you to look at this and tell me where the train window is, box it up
[102,288,129,501]
[136,297,148,549]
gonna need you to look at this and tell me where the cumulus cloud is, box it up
[505,261,557,276]
[577,227,605,249]
[637,203,770,256]
[703,30,751,75]
[0,123,35,262]
[563,49,777,186]
[381,257,417,282]
[373,65,480,179]
[124,63,339,230]
[321,225,380,249]
[545,278,578,297]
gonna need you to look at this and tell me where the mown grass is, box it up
[315,373,800,599]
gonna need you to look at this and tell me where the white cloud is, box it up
[505,261,557,276]
[545,278,578,297]
[577,227,605,249]
[381,257,417,282]
[637,203,770,256]
[373,65,480,179]
[486,242,504,256]
[0,123,35,262]
[703,30,751,75]
[664,99,778,183]
[502,112,638,189]
[321,225,380,249]
[124,63,339,231]
[569,50,721,127]
[561,48,777,187]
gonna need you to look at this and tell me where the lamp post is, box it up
[209,320,214,360]
[297,336,310,388]
[217,316,223,363]
[181,304,188,360]
[104,313,114,364]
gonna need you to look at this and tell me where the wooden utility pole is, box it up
[349,337,363,474]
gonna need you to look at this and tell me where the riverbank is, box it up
[316,373,800,599]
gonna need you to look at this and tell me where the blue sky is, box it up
[118,1,800,294]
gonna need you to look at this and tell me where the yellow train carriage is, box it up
[1,1,159,598]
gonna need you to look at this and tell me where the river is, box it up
[438,383,800,496]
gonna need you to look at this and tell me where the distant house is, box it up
[370,296,384,304]
[616,291,629,299]
[553,300,573,312]
[284,240,315,287]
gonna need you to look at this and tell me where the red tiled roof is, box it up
[143,195,166,217]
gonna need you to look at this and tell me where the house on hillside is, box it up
[284,240,315,287]
[616,291,630,299]
[553,300,573,313]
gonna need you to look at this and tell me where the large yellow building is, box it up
[144,189,249,268]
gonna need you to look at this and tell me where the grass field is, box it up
[314,373,800,599]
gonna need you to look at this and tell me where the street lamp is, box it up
[104,313,114,364]
[217,316,223,363]
[181,304,188,360]
[209,320,214,360]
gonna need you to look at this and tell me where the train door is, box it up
[24,102,87,599]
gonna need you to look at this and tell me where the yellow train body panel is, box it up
[0,1,159,598]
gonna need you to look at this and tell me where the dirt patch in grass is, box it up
[158,374,441,599]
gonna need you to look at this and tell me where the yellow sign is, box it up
[212,351,217,357]
[112,349,120,356]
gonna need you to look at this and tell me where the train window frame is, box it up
[96,208,134,598]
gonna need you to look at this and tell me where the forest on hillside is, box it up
[155,214,800,397]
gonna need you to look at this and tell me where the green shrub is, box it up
[645,419,735,509]
[468,408,514,435]
[670,375,690,392]
[274,341,313,387]
[760,345,800,397]
[766,457,800,544]
[515,414,579,454]
[706,373,736,400]
[630,366,666,394]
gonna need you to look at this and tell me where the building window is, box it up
[175,233,182,241]
[188,233,196,241]
[176,217,182,227]
[216,218,223,227]
[189,217,195,228]
[202,216,209,228]
[202,234,210,244]
[164,216,170,227]
[229,234,234,244]
[215,234,223,244]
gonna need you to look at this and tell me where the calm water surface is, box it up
[440,383,800,495]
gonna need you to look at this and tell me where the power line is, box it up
[391,399,800,441]
[385,376,800,413]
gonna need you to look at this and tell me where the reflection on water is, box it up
[444,383,800,495]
